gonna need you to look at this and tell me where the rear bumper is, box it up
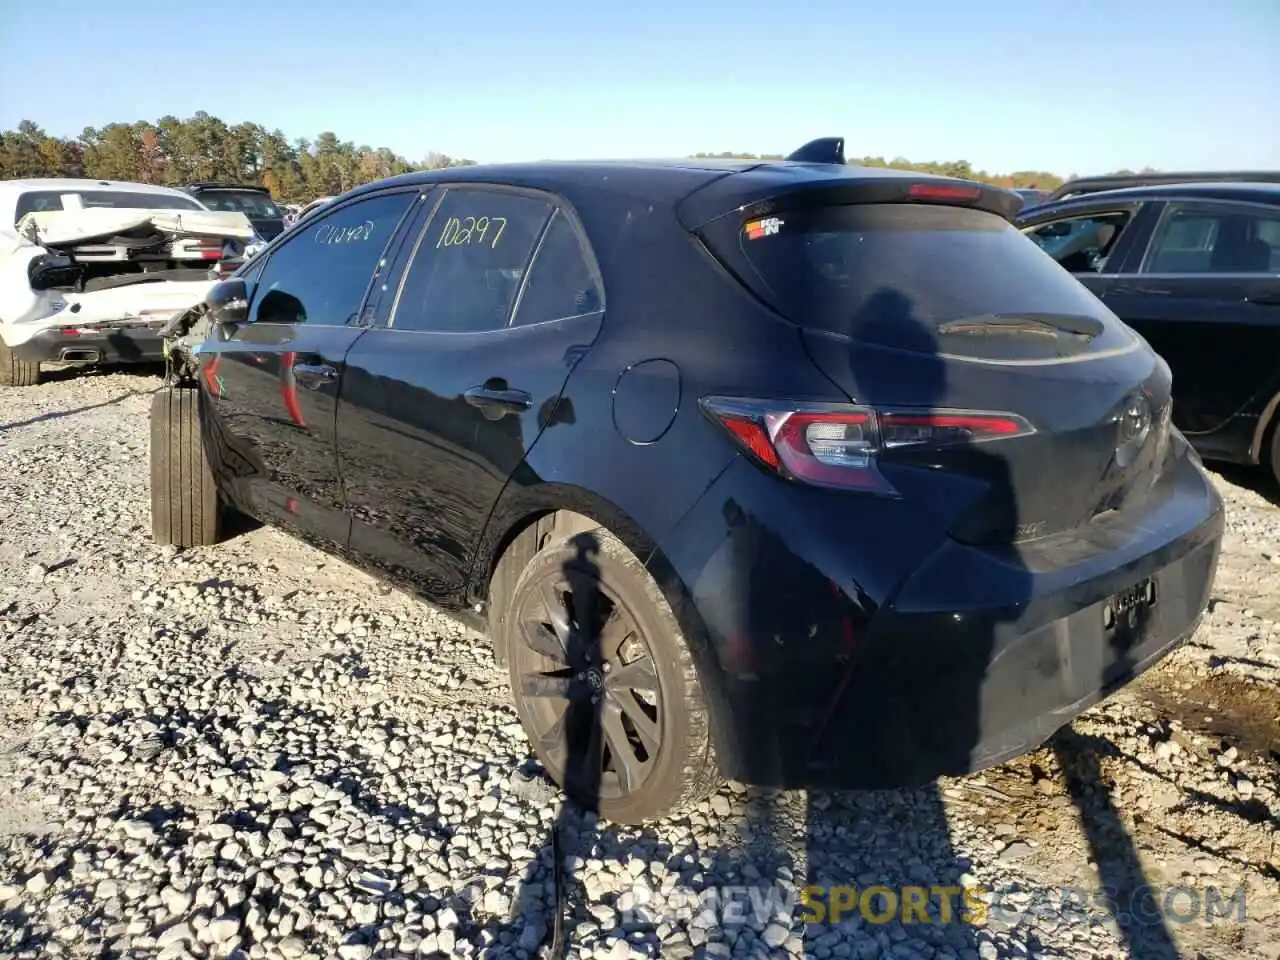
[9,325,165,365]
[666,452,1224,789]
[814,515,1221,787]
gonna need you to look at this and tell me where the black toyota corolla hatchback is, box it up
[150,138,1223,823]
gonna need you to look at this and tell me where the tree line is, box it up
[0,114,476,205]
[690,151,1079,189]
[2,112,1146,203]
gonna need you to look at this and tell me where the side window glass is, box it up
[248,192,415,325]
[391,188,552,333]
[1145,204,1280,275]
[1023,211,1130,273]
[512,210,603,326]
[1258,219,1280,248]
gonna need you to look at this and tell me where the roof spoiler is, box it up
[1048,170,1280,201]
[184,182,272,193]
[787,137,845,165]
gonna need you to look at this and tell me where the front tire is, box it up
[499,528,722,824]
[0,341,40,387]
[150,387,221,547]
[1270,419,1280,490]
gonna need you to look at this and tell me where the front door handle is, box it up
[464,384,533,419]
[293,362,338,389]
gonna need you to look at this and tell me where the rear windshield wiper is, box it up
[937,313,1105,341]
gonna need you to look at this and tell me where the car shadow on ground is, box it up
[1208,462,1280,508]
[38,361,166,385]
[495,298,1186,960]
[0,385,160,434]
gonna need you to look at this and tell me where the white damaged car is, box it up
[0,178,262,387]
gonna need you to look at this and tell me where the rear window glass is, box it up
[703,203,1137,360]
[196,190,283,218]
[15,189,203,223]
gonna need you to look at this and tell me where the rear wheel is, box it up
[150,387,221,547]
[499,528,722,824]
[0,341,40,387]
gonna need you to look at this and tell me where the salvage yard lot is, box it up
[1,368,1278,960]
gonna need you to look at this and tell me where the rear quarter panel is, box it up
[470,188,855,605]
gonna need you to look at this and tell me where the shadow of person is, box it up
[0,386,157,434]
[1050,600,1181,959]
[500,531,607,959]
[798,288,1010,958]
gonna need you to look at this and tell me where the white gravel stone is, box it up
[25,872,52,894]
[0,370,1277,960]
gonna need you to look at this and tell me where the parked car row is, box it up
[149,139,1227,823]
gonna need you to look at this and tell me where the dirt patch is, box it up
[1138,670,1280,760]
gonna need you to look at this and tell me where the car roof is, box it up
[338,157,1019,223]
[0,177,193,198]
[1019,181,1280,220]
[0,178,204,229]
[1071,181,1280,202]
[341,158,763,205]
[186,182,271,192]
[1048,170,1280,200]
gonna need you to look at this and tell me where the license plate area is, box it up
[1102,576,1157,630]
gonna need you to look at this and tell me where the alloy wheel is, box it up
[512,567,663,806]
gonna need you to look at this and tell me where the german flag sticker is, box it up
[745,216,784,240]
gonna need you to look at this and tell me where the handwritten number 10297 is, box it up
[436,215,507,249]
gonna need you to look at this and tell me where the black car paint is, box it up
[185,184,287,241]
[203,321,364,551]
[193,160,1223,789]
[1017,183,1280,468]
[1048,170,1280,203]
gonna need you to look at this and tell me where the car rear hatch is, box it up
[249,216,285,240]
[683,171,1181,549]
[193,188,286,240]
[17,208,257,262]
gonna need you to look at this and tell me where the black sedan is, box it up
[150,142,1224,823]
[185,182,288,241]
[1017,181,1280,484]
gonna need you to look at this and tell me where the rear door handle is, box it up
[464,385,533,419]
[293,362,338,389]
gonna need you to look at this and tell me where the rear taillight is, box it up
[700,397,1034,494]
[190,238,225,260]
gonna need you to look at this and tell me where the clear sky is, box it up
[2,0,1277,178]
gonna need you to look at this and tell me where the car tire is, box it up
[498,527,722,824]
[150,386,221,547]
[0,341,40,387]
[1269,419,1280,490]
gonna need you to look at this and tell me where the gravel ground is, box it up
[0,367,1277,960]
